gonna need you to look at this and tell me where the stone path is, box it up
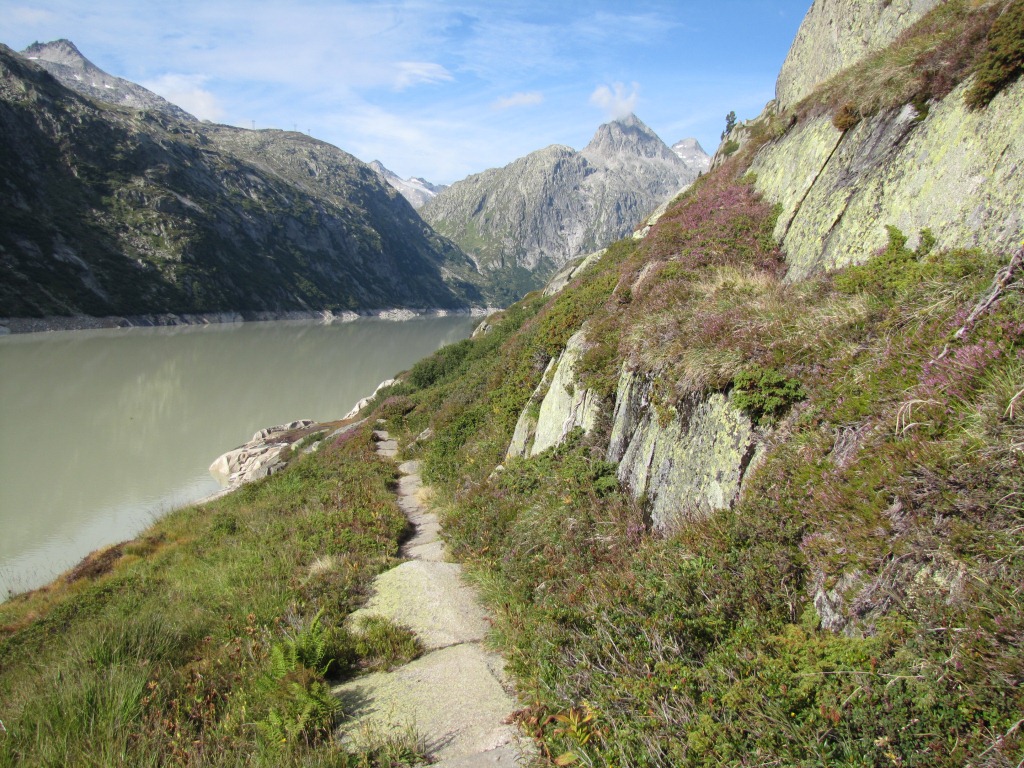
[333,430,529,767]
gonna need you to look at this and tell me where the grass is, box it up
[0,423,430,767]
[366,146,1023,765]
[794,0,1021,127]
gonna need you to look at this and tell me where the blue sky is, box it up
[2,1,810,184]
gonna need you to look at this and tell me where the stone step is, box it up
[333,644,522,764]
[346,560,489,651]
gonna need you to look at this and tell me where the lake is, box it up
[0,315,478,598]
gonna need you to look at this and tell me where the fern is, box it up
[258,609,344,745]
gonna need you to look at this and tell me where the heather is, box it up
[373,164,1023,765]
[794,0,1021,128]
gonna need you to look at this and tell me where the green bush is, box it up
[731,366,805,425]
[966,0,1024,108]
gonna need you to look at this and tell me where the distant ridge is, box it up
[369,160,447,209]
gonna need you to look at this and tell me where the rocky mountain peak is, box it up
[670,138,711,175]
[19,39,197,123]
[23,39,88,68]
[369,160,446,209]
[582,113,675,163]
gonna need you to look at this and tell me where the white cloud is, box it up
[392,61,454,90]
[7,6,59,26]
[589,81,639,119]
[141,74,224,122]
[491,91,543,110]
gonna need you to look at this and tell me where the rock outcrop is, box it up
[607,371,756,532]
[775,0,945,109]
[22,39,197,122]
[209,420,317,488]
[751,76,1024,280]
[507,330,601,458]
[508,337,758,532]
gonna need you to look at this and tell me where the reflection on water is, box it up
[0,317,477,598]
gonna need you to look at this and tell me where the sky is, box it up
[2,1,811,185]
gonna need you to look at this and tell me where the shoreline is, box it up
[0,306,501,335]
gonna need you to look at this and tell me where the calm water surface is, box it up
[0,316,477,598]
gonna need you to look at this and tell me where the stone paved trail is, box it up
[333,430,530,767]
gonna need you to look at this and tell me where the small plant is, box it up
[832,102,861,131]
[731,366,805,425]
[552,705,598,766]
[351,616,423,672]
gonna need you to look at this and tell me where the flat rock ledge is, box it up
[334,432,532,766]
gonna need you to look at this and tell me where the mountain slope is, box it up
[22,39,197,123]
[0,44,481,318]
[420,114,707,300]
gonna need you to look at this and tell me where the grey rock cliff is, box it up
[775,0,946,109]
[751,71,1024,280]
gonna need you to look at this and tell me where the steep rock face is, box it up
[775,0,946,109]
[507,338,758,532]
[751,78,1024,279]
[22,39,196,123]
[507,330,601,458]
[0,45,479,317]
[421,115,703,298]
[607,370,756,532]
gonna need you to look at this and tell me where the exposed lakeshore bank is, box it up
[0,306,501,335]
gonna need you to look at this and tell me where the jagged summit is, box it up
[20,38,197,122]
[369,160,447,209]
[421,114,705,299]
[23,38,87,67]
[582,113,678,163]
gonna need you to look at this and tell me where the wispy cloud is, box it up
[392,61,453,90]
[1,0,809,182]
[141,74,224,121]
[491,91,543,110]
[589,81,639,119]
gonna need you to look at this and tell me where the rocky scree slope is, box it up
[420,113,708,302]
[0,44,482,318]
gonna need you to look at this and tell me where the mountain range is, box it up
[1,39,710,321]
[0,42,483,319]
[420,113,709,299]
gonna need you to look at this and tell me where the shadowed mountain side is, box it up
[0,44,482,318]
